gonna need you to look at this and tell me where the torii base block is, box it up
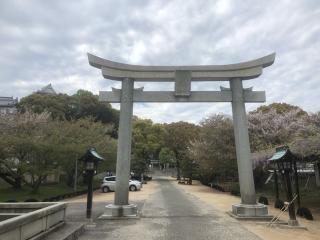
[99,204,138,219]
[229,203,272,221]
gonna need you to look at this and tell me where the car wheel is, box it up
[129,185,137,191]
[102,186,110,193]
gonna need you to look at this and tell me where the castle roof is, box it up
[37,84,56,94]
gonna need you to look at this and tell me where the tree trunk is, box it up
[66,170,75,187]
[176,160,181,180]
[0,172,22,189]
[14,176,22,189]
[31,175,46,193]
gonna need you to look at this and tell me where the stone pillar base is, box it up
[99,204,138,219]
[229,203,273,221]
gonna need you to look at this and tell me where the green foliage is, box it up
[230,182,240,196]
[159,147,176,166]
[69,90,119,126]
[189,114,237,184]
[0,183,86,202]
[253,166,268,189]
[1,89,118,193]
[163,121,199,179]
[0,111,117,192]
[4,95,320,203]
[0,111,53,190]
[253,102,307,116]
[131,118,165,175]
[291,112,320,160]
[47,118,117,187]
[17,93,71,120]
[17,90,119,133]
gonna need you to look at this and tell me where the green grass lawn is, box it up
[0,176,103,202]
[0,184,87,202]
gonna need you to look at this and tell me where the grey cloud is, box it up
[0,0,319,123]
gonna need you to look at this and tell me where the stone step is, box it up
[43,222,85,240]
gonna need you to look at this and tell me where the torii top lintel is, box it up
[87,52,275,81]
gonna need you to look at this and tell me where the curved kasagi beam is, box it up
[88,52,275,81]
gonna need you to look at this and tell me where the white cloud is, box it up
[214,0,232,16]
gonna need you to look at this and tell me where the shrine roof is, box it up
[268,146,297,162]
[269,149,288,161]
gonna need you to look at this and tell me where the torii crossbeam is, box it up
[88,52,276,219]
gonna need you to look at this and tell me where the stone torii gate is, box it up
[88,52,276,219]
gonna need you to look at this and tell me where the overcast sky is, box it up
[0,0,319,123]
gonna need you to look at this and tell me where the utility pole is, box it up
[74,157,78,192]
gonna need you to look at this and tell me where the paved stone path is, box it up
[77,177,261,240]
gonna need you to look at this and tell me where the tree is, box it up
[24,141,61,193]
[43,118,116,188]
[17,93,71,120]
[188,114,237,184]
[131,118,165,175]
[17,90,120,136]
[69,90,119,126]
[248,104,309,152]
[0,111,117,192]
[163,121,199,180]
[246,103,320,189]
[159,147,176,168]
[291,112,320,187]
[0,111,53,190]
[0,139,27,189]
[253,102,307,116]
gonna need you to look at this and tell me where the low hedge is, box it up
[230,183,240,196]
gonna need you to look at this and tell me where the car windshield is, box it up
[105,177,116,181]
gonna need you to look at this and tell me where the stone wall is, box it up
[0,202,67,240]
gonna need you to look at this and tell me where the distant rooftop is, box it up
[37,84,57,94]
[0,96,18,107]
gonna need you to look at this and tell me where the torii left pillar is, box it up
[101,78,138,218]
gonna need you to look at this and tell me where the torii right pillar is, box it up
[230,78,270,219]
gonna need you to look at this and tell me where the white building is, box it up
[0,96,18,115]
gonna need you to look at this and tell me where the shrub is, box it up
[230,183,240,196]
[24,198,39,202]
[274,199,284,209]
[258,196,269,205]
[48,197,58,202]
[211,184,225,192]
[297,207,313,220]
[253,166,268,189]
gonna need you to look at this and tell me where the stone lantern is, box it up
[79,147,104,219]
[268,146,299,226]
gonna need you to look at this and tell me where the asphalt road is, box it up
[78,177,261,240]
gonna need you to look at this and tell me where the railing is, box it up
[0,202,67,240]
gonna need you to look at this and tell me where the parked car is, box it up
[101,176,142,193]
[131,175,152,181]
